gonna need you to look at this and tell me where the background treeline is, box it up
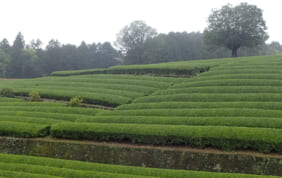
[0,33,118,78]
[0,32,282,78]
[124,32,282,64]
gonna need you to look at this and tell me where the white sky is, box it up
[0,0,281,46]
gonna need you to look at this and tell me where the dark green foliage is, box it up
[0,74,180,106]
[51,122,282,153]
[51,68,105,76]
[0,33,119,78]
[69,96,83,107]
[0,153,277,178]
[0,29,281,78]
[0,121,49,137]
[119,30,280,65]
[29,91,41,101]
[204,3,269,57]
[78,115,282,129]
[0,49,10,77]
[116,20,157,64]
[2,55,282,155]
[0,88,14,97]
[0,97,104,137]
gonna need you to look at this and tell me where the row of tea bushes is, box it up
[0,153,279,178]
[51,122,282,153]
[0,74,181,106]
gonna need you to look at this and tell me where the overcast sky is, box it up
[0,0,281,46]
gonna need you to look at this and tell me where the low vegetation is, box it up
[0,88,14,97]
[0,74,181,106]
[68,96,83,107]
[0,153,279,178]
[1,55,282,154]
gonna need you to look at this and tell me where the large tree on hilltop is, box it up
[204,3,269,57]
[115,20,157,64]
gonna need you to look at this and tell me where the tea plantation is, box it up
[1,55,282,177]
[1,153,279,178]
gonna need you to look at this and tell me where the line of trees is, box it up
[1,30,281,78]
[0,33,118,78]
[1,2,282,78]
[115,21,282,65]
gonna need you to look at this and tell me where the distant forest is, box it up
[0,32,282,78]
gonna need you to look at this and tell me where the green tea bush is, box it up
[0,153,277,178]
[0,121,49,137]
[77,115,282,129]
[51,123,282,153]
[69,96,83,107]
[0,88,14,97]
[29,91,41,101]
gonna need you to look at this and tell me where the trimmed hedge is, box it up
[0,115,63,125]
[51,122,282,153]
[100,108,282,118]
[0,111,96,122]
[0,97,106,137]
[0,74,180,106]
[134,93,282,103]
[0,162,152,178]
[0,170,61,178]
[152,86,282,95]
[174,79,282,88]
[0,121,50,137]
[106,67,209,76]
[188,73,282,81]
[77,116,282,129]
[0,153,279,178]
[51,68,106,76]
[0,105,100,115]
[116,101,282,110]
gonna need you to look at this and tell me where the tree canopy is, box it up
[115,20,157,64]
[204,3,269,57]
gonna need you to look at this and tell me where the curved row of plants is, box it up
[0,153,279,178]
[0,74,181,106]
[76,55,282,153]
[50,56,228,76]
[0,97,104,137]
[1,55,282,154]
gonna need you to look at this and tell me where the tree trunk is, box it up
[232,48,238,57]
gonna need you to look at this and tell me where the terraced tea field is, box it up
[50,55,282,153]
[50,56,227,76]
[1,55,282,177]
[0,153,279,178]
[0,97,103,137]
[0,75,182,106]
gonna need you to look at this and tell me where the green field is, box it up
[0,153,280,178]
[0,75,181,106]
[1,55,282,154]
[0,97,103,137]
[50,57,224,76]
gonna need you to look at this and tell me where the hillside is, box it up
[1,55,282,177]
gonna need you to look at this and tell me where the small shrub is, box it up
[69,96,83,107]
[29,91,41,101]
[0,88,14,97]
